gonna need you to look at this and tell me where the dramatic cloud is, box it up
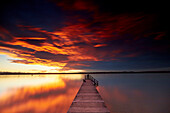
[0,0,169,71]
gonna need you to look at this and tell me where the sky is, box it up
[0,0,170,72]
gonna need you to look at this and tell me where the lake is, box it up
[0,73,170,113]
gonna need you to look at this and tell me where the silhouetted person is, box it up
[87,74,89,79]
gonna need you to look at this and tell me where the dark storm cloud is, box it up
[0,26,14,41]
[33,51,69,62]
[10,60,34,64]
[0,42,35,52]
[0,0,65,31]
[18,39,45,46]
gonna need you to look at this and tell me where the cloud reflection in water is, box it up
[0,75,82,113]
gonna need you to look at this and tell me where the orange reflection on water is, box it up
[0,75,82,113]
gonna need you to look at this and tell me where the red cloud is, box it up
[0,0,164,71]
[94,44,107,48]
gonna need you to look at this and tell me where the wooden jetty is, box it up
[68,75,110,113]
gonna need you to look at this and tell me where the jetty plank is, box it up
[68,77,110,113]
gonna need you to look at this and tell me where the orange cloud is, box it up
[1,19,142,72]
[94,44,107,47]
[0,4,158,72]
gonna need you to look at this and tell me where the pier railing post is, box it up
[84,74,99,86]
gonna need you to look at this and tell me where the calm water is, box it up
[0,74,170,113]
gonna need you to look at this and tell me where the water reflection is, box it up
[1,74,170,113]
[0,75,83,113]
[95,74,170,113]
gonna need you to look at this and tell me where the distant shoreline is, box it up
[0,71,170,75]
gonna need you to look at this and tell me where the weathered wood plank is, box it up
[68,79,110,113]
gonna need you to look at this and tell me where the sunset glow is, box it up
[0,0,169,72]
[0,1,169,113]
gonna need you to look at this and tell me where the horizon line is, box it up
[0,71,170,75]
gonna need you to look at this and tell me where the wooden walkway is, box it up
[68,75,110,113]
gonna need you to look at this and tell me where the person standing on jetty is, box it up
[87,74,89,79]
[83,74,89,82]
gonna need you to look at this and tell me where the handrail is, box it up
[84,74,98,86]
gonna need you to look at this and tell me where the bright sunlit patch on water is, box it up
[0,74,82,113]
[60,74,84,80]
[0,75,61,95]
